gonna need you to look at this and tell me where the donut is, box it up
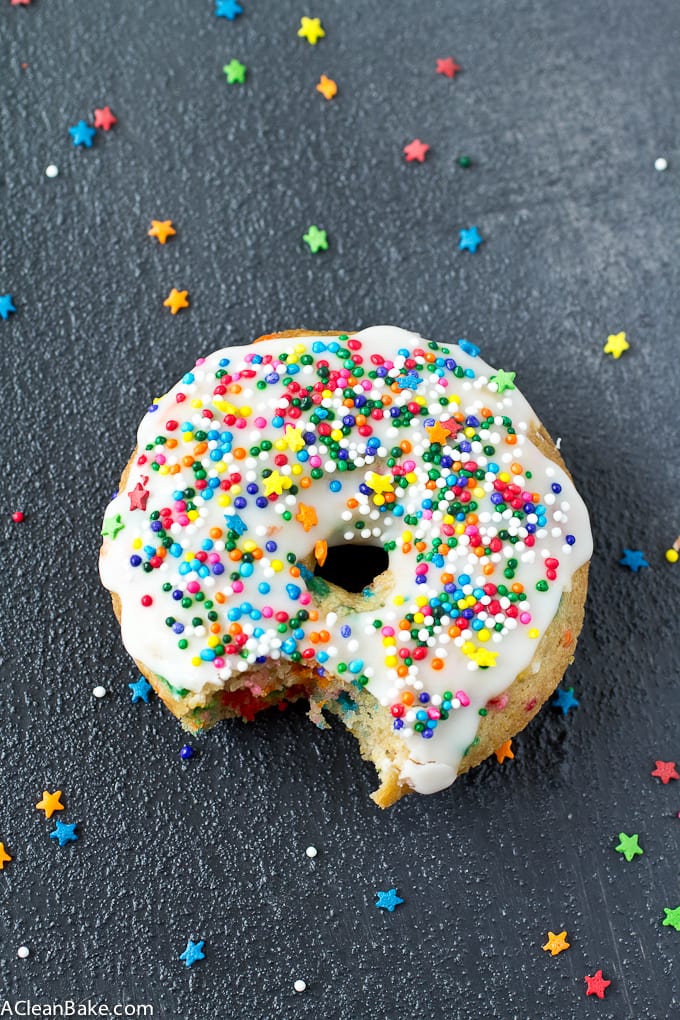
[99,325,592,806]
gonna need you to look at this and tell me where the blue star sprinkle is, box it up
[396,373,422,390]
[458,339,480,357]
[215,0,243,17]
[49,821,79,847]
[69,120,97,148]
[375,888,404,912]
[129,675,152,703]
[0,294,17,321]
[458,226,483,253]
[224,513,247,535]
[179,939,206,968]
[619,549,649,572]
[552,687,579,715]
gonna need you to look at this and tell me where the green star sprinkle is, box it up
[662,906,680,931]
[490,369,516,393]
[101,513,125,540]
[614,832,643,862]
[303,225,329,253]
[223,59,247,84]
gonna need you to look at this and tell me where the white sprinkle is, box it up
[17,946,30,959]
[294,979,307,993]
[655,157,668,171]
[305,845,318,858]
[92,686,107,699]
[45,164,59,178]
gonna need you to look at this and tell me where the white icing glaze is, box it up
[99,326,592,794]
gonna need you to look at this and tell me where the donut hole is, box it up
[314,544,389,594]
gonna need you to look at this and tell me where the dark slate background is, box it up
[1,1,679,1017]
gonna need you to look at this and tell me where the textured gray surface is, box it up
[1,0,679,1017]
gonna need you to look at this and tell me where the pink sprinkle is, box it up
[175,500,187,511]
[381,626,395,637]
[187,581,200,594]
[254,417,266,429]
[213,658,225,669]
[487,694,509,711]
[360,379,372,391]
[155,454,167,465]
[207,552,220,563]
[299,593,311,605]
[441,524,454,536]
[456,690,471,707]
[403,460,416,472]
[178,515,190,526]
[262,606,273,618]
[235,418,247,429]
[232,580,244,593]
[519,611,532,624]
[427,707,441,720]
[309,456,322,468]
[422,509,433,520]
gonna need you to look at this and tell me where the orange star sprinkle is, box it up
[316,74,337,100]
[426,421,449,445]
[494,739,514,764]
[314,539,328,566]
[163,288,190,315]
[295,504,318,532]
[0,843,11,870]
[35,790,65,819]
[148,220,176,244]
[542,930,570,956]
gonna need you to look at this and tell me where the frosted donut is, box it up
[99,325,592,806]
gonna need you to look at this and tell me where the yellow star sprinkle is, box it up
[603,331,629,359]
[0,842,11,870]
[366,472,394,495]
[295,503,318,532]
[542,931,570,956]
[284,426,305,452]
[494,739,514,764]
[35,790,65,819]
[476,648,498,667]
[263,470,288,496]
[298,16,325,44]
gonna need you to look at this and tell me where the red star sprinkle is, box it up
[651,760,679,784]
[436,57,461,78]
[403,139,430,163]
[584,970,611,999]
[128,481,150,512]
[93,106,117,131]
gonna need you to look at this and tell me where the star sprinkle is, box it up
[295,504,318,531]
[426,421,450,445]
[101,513,125,539]
[263,470,288,496]
[436,57,462,78]
[35,791,65,819]
[129,676,153,703]
[0,294,17,320]
[224,513,247,535]
[316,74,337,100]
[603,331,629,359]
[552,687,579,714]
[403,139,430,163]
[0,843,12,870]
[489,368,516,392]
[69,120,97,148]
[375,889,403,912]
[298,16,325,44]
[542,930,570,956]
[128,482,150,511]
[459,226,483,252]
[163,289,190,315]
[651,760,679,784]
[302,225,328,253]
[584,970,611,999]
[179,939,205,968]
[223,59,247,84]
[148,220,176,244]
[494,739,514,764]
[93,106,117,131]
[49,821,78,847]
[215,0,243,18]
[614,832,643,862]
[619,548,649,572]
[366,472,394,495]
[662,906,680,931]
